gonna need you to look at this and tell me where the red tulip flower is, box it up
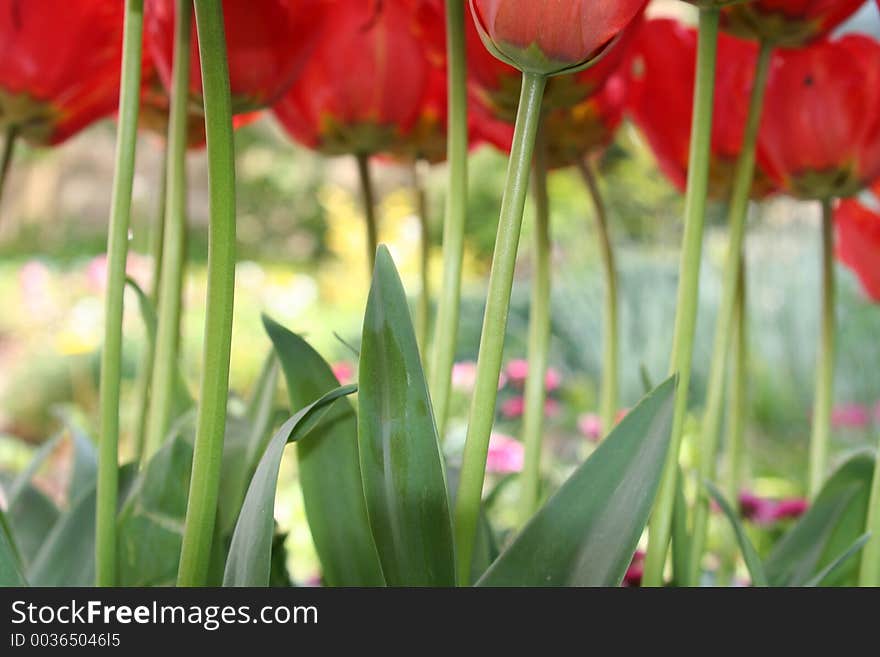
[272,1,433,156]
[469,0,647,76]
[835,190,880,302]
[466,5,641,124]
[757,35,880,200]
[146,0,327,115]
[0,0,123,145]
[626,19,777,199]
[722,0,864,47]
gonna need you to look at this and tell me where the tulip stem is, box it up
[177,0,237,587]
[518,122,551,523]
[579,158,618,435]
[143,0,192,463]
[132,147,169,464]
[454,71,547,586]
[807,198,836,499]
[643,7,720,587]
[686,40,772,586]
[96,0,145,587]
[355,153,379,274]
[725,259,748,505]
[412,160,431,356]
[0,125,18,219]
[430,0,468,438]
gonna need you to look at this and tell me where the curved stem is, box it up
[143,0,191,462]
[807,198,836,498]
[430,0,468,438]
[132,148,169,464]
[0,125,18,219]
[177,0,237,587]
[356,153,379,274]
[643,7,720,587]
[96,0,145,587]
[687,40,773,586]
[412,160,431,355]
[518,122,551,522]
[579,158,618,435]
[454,71,546,586]
[725,259,748,505]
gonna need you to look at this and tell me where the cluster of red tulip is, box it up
[2,0,879,589]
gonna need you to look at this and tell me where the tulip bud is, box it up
[469,0,646,77]
[722,0,864,47]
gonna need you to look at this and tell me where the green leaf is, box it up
[117,430,193,586]
[766,452,875,586]
[0,507,26,586]
[223,385,357,587]
[704,480,768,587]
[6,484,58,568]
[265,316,384,586]
[478,376,676,586]
[358,246,455,586]
[804,533,871,587]
[27,486,96,586]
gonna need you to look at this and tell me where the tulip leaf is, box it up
[766,452,875,586]
[27,485,96,586]
[804,533,871,587]
[0,507,26,586]
[477,376,676,586]
[264,316,384,586]
[6,484,59,568]
[704,480,768,587]
[358,246,455,586]
[224,385,357,587]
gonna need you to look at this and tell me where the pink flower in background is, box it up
[738,491,809,525]
[85,253,151,295]
[578,413,603,442]
[500,396,525,419]
[486,433,524,474]
[875,401,880,424]
[544,398,561,418]
[452,361,478,391]
[623,549,645,587]
[506,359,529,385]
[545,367,562,392]
[332,361,355,385]
[302,573,323,587]
[830,403,872,429]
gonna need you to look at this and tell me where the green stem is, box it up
[860,427,880,585]
[430,0,468,438]
[177,0,237,587]
[0,125,18,217]
[807,198,836,498]
[518,122,551,522]
[643,7,720,587]
[96,0,145,587]
[355,153,379,274]
[132,147,169,464]
[454,71,547,586]
[412,160,431,355]
[143,0,191,462]
[578,158,618,434]
[725,259,748,505]
[687,41,772,586]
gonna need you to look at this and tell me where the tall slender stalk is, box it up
[518,123,551,522]
[143,0,192,462]
[355,153,379,274]
[687,41,773,585]
[430,0,468,437]
[579,159,618,434]
[177,0,237,587]
[807,198,836,498]
[725,260,748,504]
[0,125,18,218]
[454,72,547,586]
[860,427,880,585]
[643,8,720,587]
[132,151,168,463]
[412,160,431,354]
[96,0,145,587]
